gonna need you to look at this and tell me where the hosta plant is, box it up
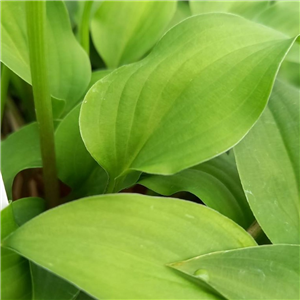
[0,1,299,299]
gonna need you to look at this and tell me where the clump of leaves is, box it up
[1,1,299,300]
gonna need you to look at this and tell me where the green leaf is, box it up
[254,1,300,88]
[1,204,32,300]
[30,263,79,300]
[91,1,177,68]
[80,13,297,192]
[1,1,91,112]
[11,197,46,226]
[55,104,108,198]
[139,153,253,228]
[167,1,191,29]
[190,1,270,19]
[234,80,299,244]
[1,123,41,199]
[88,69,112,90]
[255,1,300,37]
[170,245,300,300]
[3,194,256,299]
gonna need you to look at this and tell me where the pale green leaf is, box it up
[234,80,299,244]
[80,13,297,192]
[91,1,177,68]
[6,197,78,300]
[190,1,270,19]
[0,1,91,112]
[255,1,300,37]
[139,153,253,228]
[170,245,300,300]
[1,204,31,300]
[55,104,108,198]
[3,194,256,299]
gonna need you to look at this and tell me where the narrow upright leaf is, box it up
[234,80,299,244]
[91,1,176,68]
[80,13,297,192]
[3,194,256,299]
[170,245,300,300]
[139,154,253,228]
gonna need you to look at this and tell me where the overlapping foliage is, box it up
[1,1,299,299]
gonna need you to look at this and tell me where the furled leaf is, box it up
[0,1,91,112]
[91,1,177,68]
[55,104,108,198]
[1,123,41,199]
[139,153,253,228]
[190,1,270,19]
[1,204,31,299]
[80,13,297,192]
[170,245,300,300]
[234,80,299,244]
[3,194,256,299]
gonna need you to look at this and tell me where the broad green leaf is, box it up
[1,204,31,299]
[1,123,41,199]
[11,197,46,226]
[80,13,297,192]
[1,1,91,112]
[13,198,77,299]
[139,153,253,228]
[55,104,108,198]
[3,194,256,299]
[170,245,300,300]
[91,1,177,68]
[190,1,270,19]
[234,80,299,244]
[75,292,96,300]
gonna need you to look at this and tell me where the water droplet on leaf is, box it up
[194,269,210,282]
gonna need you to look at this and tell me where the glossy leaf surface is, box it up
[91,1,176,68]
[170,245,300,300]
[1,1,91,111]
[234,80,299,244]
[4,194,256,299]
[81,13,296,192]
[1,204,31,300]
[139,154,253,228]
